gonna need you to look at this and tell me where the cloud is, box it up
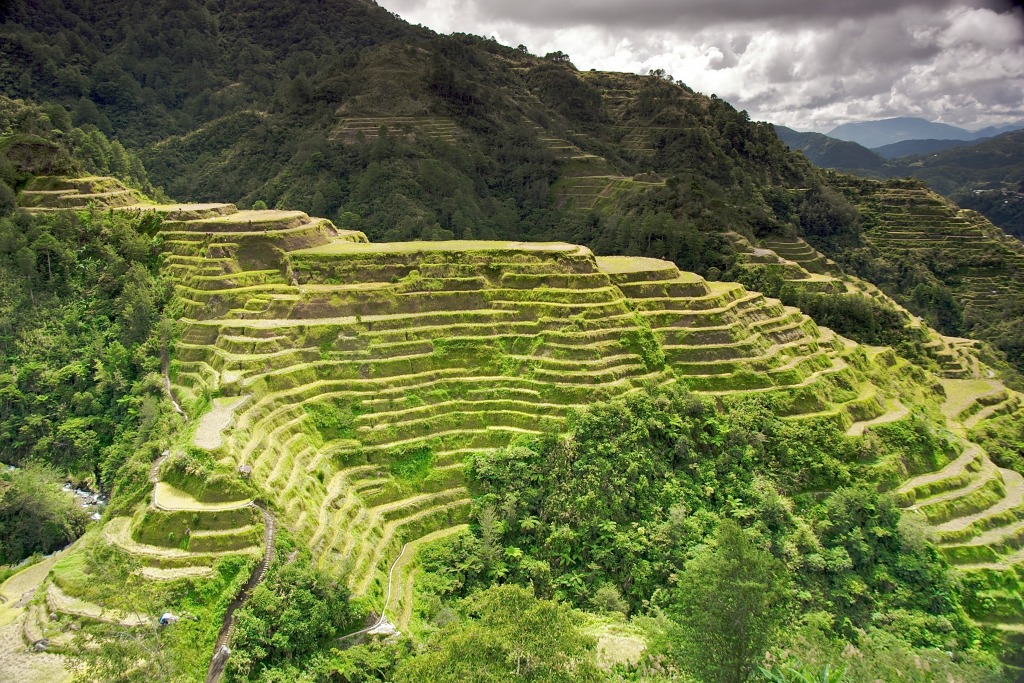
[386,0,975,29]
[378,0,1024,131]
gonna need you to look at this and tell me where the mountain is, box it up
[9,170,1024,683]
[5,2,1024,681]
[974,121,1024,138]
[829,116,1024,150]
[885,130,1024,238]
[872,137,976,159]
[828,116,974,148]
[776,126,1024,235]
[775,125,884,170]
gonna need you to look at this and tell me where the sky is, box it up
[375,0,1024,132]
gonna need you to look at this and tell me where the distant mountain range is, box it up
[872,138,977,160]
[827,116,1024,149]
[775,124,1024,237]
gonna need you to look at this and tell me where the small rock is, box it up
[68,622,81,631]
[33,639,49,651]
[49,612,58,621]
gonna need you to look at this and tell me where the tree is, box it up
[0,463,89,563]
[393,584,600,683]
[228,559,357,680]
[543,51,574,68]
[0,181,14,217]
[669,519,790,683]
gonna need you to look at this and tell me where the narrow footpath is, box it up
[205,503,276,683]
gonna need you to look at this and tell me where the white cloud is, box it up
[378,0,1024,132]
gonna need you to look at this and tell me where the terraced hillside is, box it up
[17,176,1024,643]
[111,187,909,606]
[902,378,1024,638]
[16,449,265,669]
[331,116,462,144]
[835,177,1024,344]
[728,231,984,379]
[17,175,146,212]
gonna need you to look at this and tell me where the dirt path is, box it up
[846,400,908,437]
[392,525,469,631]
[934,468,1024,533]
[337,542,411,644]
[148,453,168,485]
[46,584,148,627]
[205,502,275,683]
[908,457,999,510]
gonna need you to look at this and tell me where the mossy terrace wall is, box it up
[16,177,1024,639]
[157,203,904,601]
[728,230,983,379]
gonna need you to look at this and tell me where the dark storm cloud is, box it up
[379,0,1024,130]
[464,0,992,29]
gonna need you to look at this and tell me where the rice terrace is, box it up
[2,1,1024,681]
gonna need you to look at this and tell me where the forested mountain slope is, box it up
[8,175,1024,683]
[8,0,1022,370]
[3,1,1024,681]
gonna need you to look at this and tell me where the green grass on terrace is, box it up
[293,239,585,255]
[595,255,682,274]
[187,209,306,224]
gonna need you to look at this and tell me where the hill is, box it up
[873,138,977,159]
[3,177,1023,682]
[885,131,1024,195]
[886,131,1024,238]
[773,126,1024,237]
[4,1,1024,680]
[829,116,975,148]
[775,126,884,171]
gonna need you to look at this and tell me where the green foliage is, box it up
[871,415,958,479]
[0,96,153,193]
[970,410,1024,474]
[392,584,600,683]
[591,583,630,616]
[0,462,89,563]
[955,187,1024,239]
[809,486,974,648]
[304,401,358,442]
[668,519,790,683]
[620,317,666,371]
[0,210,173,501]
[67,538,253,683]
[249,641,411,683]
[388,445,435,483]
[760,662,846,683]
[466,387,860,606]
[775,125,884,172]
[886,131,1024,235]
[734,265,922,352]
[769,621,1004,683]
[227,553,360,681]
[159,447,254,502]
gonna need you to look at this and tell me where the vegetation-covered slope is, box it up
[820,176,1024,370]
[3,180,1021,682]
[3,1,1024,680]
[776,128,1024,237]
[774,126,884,172]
